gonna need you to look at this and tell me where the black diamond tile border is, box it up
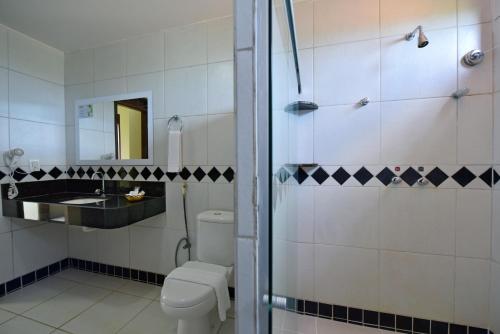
[274,165,496,189]
[275,295,492,334]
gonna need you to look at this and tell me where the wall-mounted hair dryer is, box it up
[4,148,24,161]
[3,148,25,199]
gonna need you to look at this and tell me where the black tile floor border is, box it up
[0,257,234,300]
[276,296,493,334]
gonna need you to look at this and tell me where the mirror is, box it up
[75,91,153,165]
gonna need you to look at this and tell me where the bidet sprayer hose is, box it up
[174,182,191,268]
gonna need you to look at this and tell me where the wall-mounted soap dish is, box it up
[285,101,319,113]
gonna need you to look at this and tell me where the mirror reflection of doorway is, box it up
[114,98,148,159]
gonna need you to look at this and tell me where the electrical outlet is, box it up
[29,160,40,172]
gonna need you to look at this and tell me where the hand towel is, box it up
[167,130,182,173]
[166,267,230,321]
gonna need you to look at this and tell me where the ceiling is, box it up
[0,0,233,53]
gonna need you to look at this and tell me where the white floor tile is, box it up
[61,292,150,334]
[55,269,96,283]
[23,284,110,328]
[84,274,128,291]
[0,277,77,314]
[0,316,53,334]
[218,318,234,334]
[0,310,15,325]
[117,301,176,334]
[115,281,161,300]
[281,312,316,334]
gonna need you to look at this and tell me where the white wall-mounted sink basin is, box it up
[60,198,107,205]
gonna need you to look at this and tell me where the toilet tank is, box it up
[196,210,234,267]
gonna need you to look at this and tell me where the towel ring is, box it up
[168,115,183,131]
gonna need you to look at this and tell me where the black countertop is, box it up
[1,180,166,229]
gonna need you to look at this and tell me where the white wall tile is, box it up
[493,191,500,263]
[494,93,500,163]
[65,126,75,165]
[96,227,129,268]
[68,226,98,262]
[289,49,313,104]
[380,0,457,37]
[10,119,66,166]
[0,117,8,166]
[315,245,379,309]
[285,242,314,301]
[8,30,64,84]
[459,23,493,95]
[380,251,454,321]
[286,186,314,243]
[126,32,164,76]
[294,0,314,49]
[454,257,490,328]
[0,232,13,283]
[0,25,7,68]
[9,71,65,125]
[381,98,457,164]
[65,83,93,126]
[93,42,126,81]
[182,115,208,165]
[458,0,494,26]
[165,65,207,117]
[208,183,234,211]
[315,187,379,248]
[0,68,7,117]
[288,110,313,164]
[166,182,208,232]
[127,71,165,119]
[314,103,381,165]
[130,226,184,275]
[12,224,67,277]
[0,200,11,233]
[458,95,493,164]
[93,78,126,97]
[456,190,492,259]
[235,238,255,334]
[166,23,207,69]
[207,17,234,63]
[314,39,380,106]
[314,0,380,47]
[381,28,457,100]
[208,61,234,115]
[153,118,168,165]
[491,263,500,334]
[65,49,94,85]
[380,188,456,255]
[207,113,234,165]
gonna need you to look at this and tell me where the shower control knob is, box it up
[463,49,485,66]
[391,176,402,184]
[417,177,429,186]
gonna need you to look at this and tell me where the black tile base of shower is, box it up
[0,257,235,300]
[276,296,493,334]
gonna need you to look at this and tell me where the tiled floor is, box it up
[272,309,394,334]
[0,269,235,334]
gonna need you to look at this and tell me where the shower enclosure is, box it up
[268,0,500,333]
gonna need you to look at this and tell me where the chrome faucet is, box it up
[91,172,105,196]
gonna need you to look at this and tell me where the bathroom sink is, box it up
[60,198,108,205]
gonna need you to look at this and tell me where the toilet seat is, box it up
[160,261,233,319]
[163,279,215,308]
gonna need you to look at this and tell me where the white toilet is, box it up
[160,210,234,334]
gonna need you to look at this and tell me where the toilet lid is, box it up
[163,279,214,308]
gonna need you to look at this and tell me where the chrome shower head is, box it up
[405,25,429,48]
